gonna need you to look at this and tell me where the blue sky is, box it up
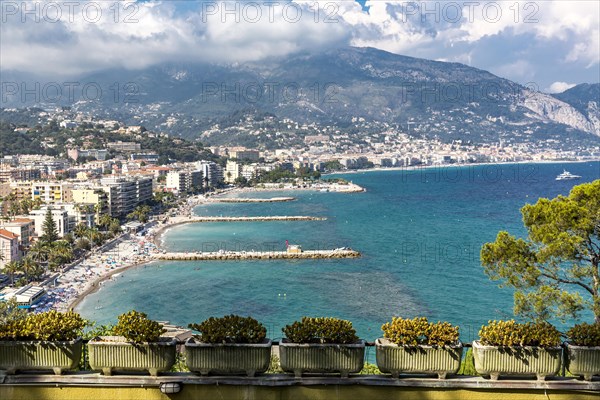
[1,1,598,93]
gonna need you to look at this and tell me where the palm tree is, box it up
[127,205,152,223]
[108,219,122,235]
[28,241,50,264]
[21,257,38,282]
[73,223,89,239]
[3,260,21,285]
[51,240,73,263]
[19,198,33,214]
[86,227,104,246]
[32,197,44,210]
[98,214,113,231]
[51,240,74,266]
[8,201,21,217]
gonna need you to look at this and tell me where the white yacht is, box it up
[556,170,582,181]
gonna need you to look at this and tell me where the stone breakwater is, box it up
[211,197,296,203]
[154,249,361,261]
[169,216,326,224]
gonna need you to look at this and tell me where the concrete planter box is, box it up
[185,338,272,377]
[0,338,82,375]
[88,336,176,376]
[473,340,562,380]
[565,343,600,381]
[279,339,365,377]
[375,338,463,379]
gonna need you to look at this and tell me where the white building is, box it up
[0,285,47,309]
[0,229,20,268]
[195,161,223,188]
[29,207,70,238]
[31,182,72,204]
[225,161,241,183]
[100,176,153,217]
[166,170,203,194]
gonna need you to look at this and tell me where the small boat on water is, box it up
[556,170,581,181]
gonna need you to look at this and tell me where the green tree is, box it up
[481,180,600,323]
[40,208,59,243]
[76,237,91,251]
[3,261,21,285]
[48,240,74,270]
[21,257,39,281]
[127,205,151,223]
[28,241,50,264]
[73,223,89,239]
[98,214,113,231]
[108,219,122,235]
[0,298,27,325]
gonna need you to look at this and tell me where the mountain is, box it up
[552,83,600,136]
[1,47,599,147]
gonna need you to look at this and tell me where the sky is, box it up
[0,0,599,93]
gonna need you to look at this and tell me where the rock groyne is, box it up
[154,249,361,261]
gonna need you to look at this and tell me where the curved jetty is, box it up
[169,216,326,224]
[212,197,296,203]
[154,249,361,261]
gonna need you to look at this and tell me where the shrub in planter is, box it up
[112,310,166,343]
[189,315,266,344]
[376,317,463,379]
[565,322,600,381]
[280,317,365,377]
[88,310,175,376]
[0,310,85,375]
[185,315,272,376]
[473,320,562,380]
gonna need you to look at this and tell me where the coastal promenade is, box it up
[154,248,361,261]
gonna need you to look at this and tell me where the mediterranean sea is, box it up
[78,162,600,347]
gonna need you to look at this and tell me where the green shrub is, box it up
[188,315,267,344]
[283,317,358,344]
[27,311,86,341]
[0,298,27,325]
[0,319,27,341]
[113,310,165,343]
[267,355,283,373]
[566,323,600,347]
[478,320,561,347]
[360,363,382,374]
[381,317,459,347]
[0,310,86,341]
[457,349,477,376]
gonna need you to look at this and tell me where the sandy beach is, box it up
[39,233,160,313]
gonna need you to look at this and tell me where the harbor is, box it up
[154,248,361,261]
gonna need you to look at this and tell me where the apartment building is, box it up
[100,176,153,217]
[0,229,21,268]
[166,170,203,194]
[29,207,70,238]
[196,161,224,188]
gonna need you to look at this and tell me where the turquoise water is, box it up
[78,162,600,345]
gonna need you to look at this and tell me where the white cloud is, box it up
[546,81,577,94]
[0,0,598,87]
[0,1,350,77]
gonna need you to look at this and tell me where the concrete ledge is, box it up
[2,372,599,388]
[1,373,598,400]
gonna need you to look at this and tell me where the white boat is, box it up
[556,170,582,181]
